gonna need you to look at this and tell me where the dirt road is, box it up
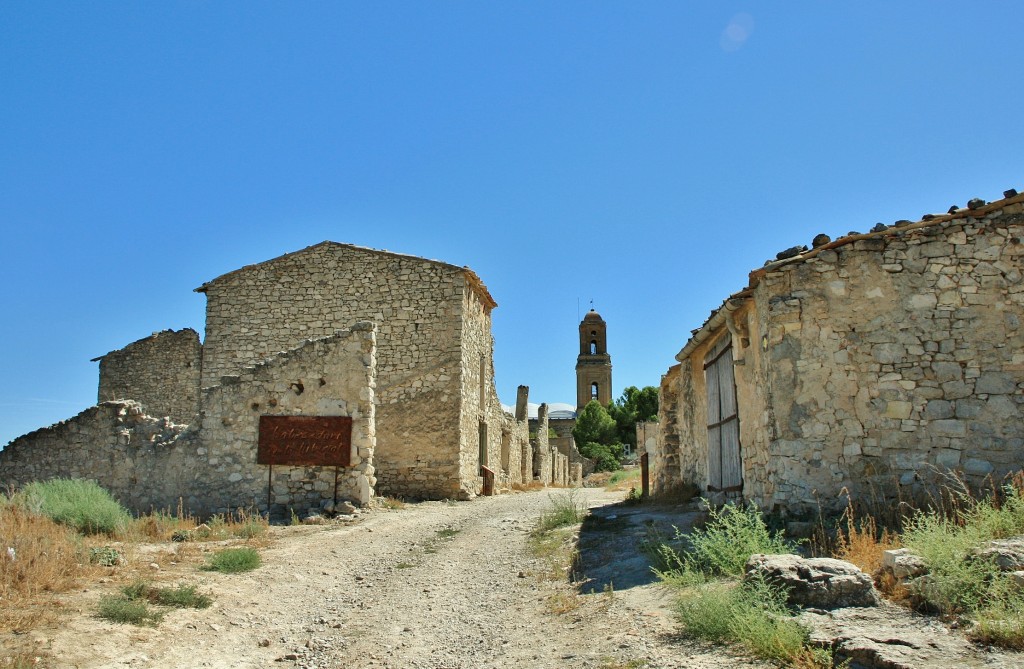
[44,488,770,669]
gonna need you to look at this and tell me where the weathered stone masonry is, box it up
[94,328,202,425]
[0,325,376,515]
[1,241,538,514]
[655,192,1024,514]
[196,242,506,500]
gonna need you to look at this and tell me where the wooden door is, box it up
[704,337,742,493]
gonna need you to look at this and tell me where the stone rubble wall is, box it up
[547,417,590,483]
[456,279,511,497]
[198,243,475,500]
[0,400,199,513]
[652,365,683,497]
[498,385,531,490]
[197,324,377,517]
[532,404,551,483]
[0,325,377,518]
[95,328,202,424]
[498,410,530,490]
[666,204,1024,513]
[757,207,1024,512]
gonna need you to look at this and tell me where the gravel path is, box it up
[45,488,770,669]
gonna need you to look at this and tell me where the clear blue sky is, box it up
[2,2,1021,447]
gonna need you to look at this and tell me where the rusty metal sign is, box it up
[257,415,353,467]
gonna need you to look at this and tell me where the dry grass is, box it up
[544,590,580,614]
[0,504,92,632]
[1,491,267,640]
[834,504,902,576]
[376,496,406,510]
[604,468,641,492]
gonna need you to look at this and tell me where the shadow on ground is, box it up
[572,499,702,593]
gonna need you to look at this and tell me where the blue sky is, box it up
[1,2,1021,447]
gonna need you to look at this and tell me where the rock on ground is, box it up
[745,553,880,609]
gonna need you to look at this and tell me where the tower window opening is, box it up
[591,382,599,400]
[590,340,597,354]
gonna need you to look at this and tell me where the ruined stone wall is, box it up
[498,411,529,490]
[672,205,1024,513]
[197,324,377,517]
[457,281,507,496]
[532,417,590,483]
[198,243,467,500]
[670,303,773,506]
[754,207,1024,512]
[636,421,658,459]
[96,329,202,424]
[652,365,683,496]
[0,401,198,513]
[0,326,377,517]
[532,404,551,483]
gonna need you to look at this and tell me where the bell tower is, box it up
[576,309,612,413]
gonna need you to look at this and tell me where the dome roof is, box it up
[582,309,603,321]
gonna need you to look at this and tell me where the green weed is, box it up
[149,583,213,609]
[97,581,211,626]
[656,502,792,579]
[534,489,586,535]
[97,594,163,626]
[89,546,123,567]
[203,547,261,574]
[18,479,131,536]
[656,503,830,667]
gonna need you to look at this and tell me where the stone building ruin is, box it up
[651,190,1024,514]
[0,242,549,516]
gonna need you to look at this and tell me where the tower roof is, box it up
[582,309,604,322]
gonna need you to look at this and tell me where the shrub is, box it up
[675,574,831,667]
[534,489,586,535]
[972,598,1024,649]
[833,504,901,575]
[19,479,131,536]
[97,581,212,627]
[97,594,163,626]
[89,546,123,567]
[231,509,268,539]
[204,547,261,574]
[894,480,1024,650]
[901,484,1024,616]
[656,503,830,667]
[138,582,212,609]
[663,503,791,578]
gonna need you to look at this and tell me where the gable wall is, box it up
[199,244,467,499]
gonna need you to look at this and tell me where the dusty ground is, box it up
[21,488,771,669]
[12,488,1022,668]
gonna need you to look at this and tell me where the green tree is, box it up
[607,386,659,450]
[572,400,618,446]
[579,442,622,472]
[573,401,625,471]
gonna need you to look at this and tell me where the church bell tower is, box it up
[576,309,612,413]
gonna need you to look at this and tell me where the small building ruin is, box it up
[652,191,1024,514]
[0,242,549,516]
